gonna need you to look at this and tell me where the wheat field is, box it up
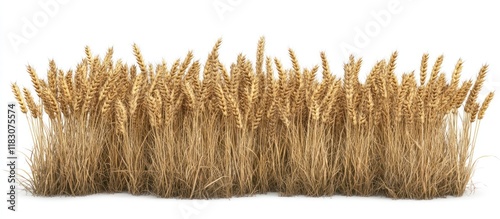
[11,38,494,199]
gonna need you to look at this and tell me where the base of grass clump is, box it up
[12,38,494,199]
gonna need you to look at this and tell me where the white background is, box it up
[1,0,500,218]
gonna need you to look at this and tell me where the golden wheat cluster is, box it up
[12,38,494,199]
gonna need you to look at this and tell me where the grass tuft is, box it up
[13,38,494,199]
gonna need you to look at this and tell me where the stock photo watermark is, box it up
[213,0,243,21]
[178,199,209,219]
[339,0,411,58]
[7,0,69,54]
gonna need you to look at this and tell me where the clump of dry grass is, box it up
[13,38,494,199]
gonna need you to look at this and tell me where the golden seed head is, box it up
[11,83,28,114]
[420,53,429,85]
[478,92,494,120]
[115,100,127,134]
